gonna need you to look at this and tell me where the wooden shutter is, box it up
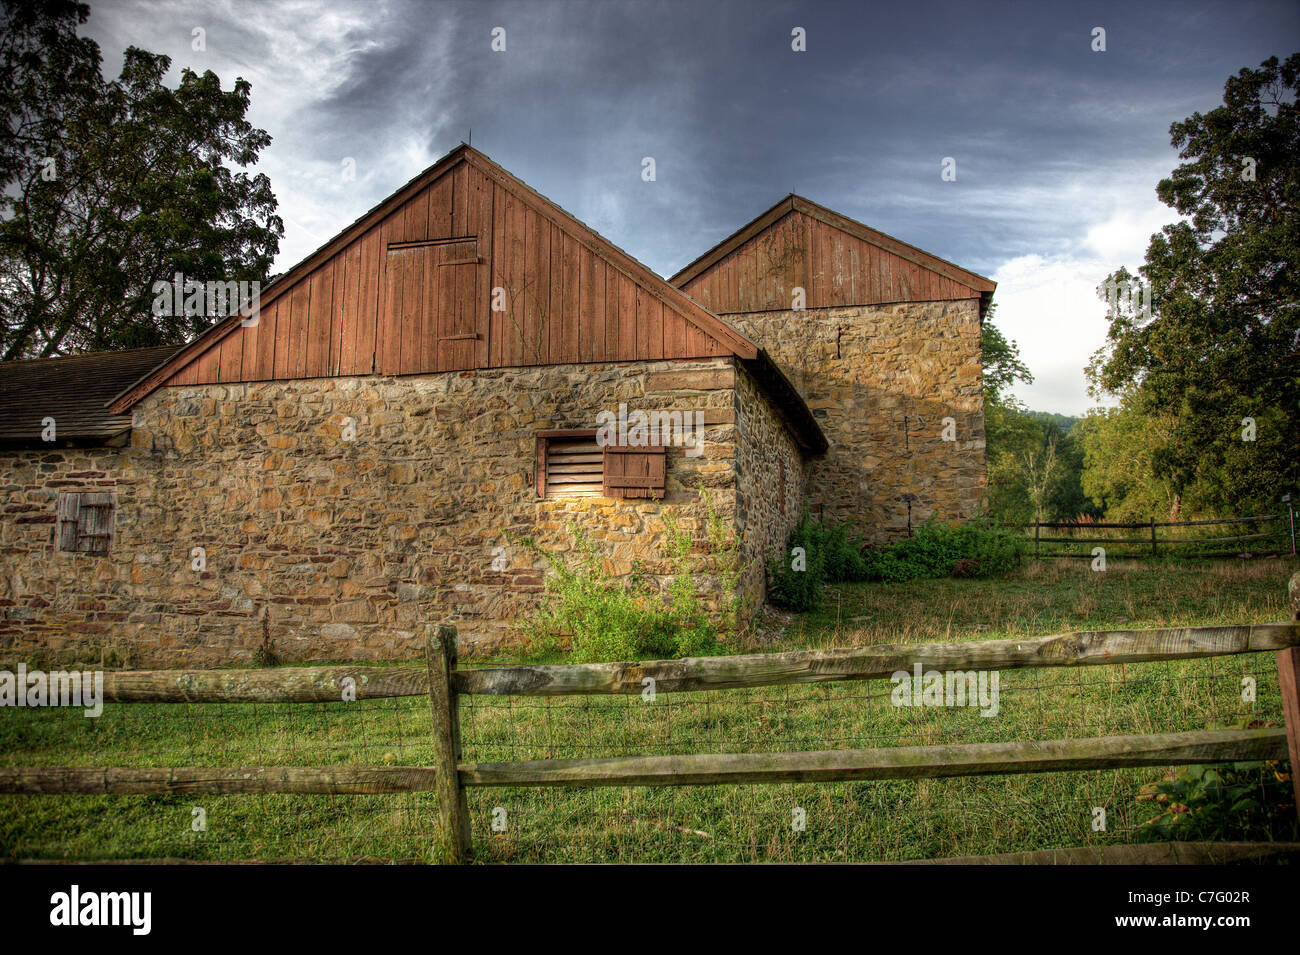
[56,493,81,551]
[56,491,114,554]
[76,492,114,555]
[540,434,604,498]
[603,443,666,499]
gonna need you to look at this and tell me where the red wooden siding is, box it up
[677,209,984,314]
[163,157,733,388]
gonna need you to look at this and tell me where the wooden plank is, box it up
[428,175,454,241]
[603,257,619,362]
[1282,571,1300,824]
[402,184,430,242]
[451,160,469,236]
[901,841,1300,866]
[636,286,662,359]
[615,272,636,361]
[193,343,221,383]
[379,246,404,376]
[256,298,281,381]
[425,624,472,863]
[455,623,1300,696]
[56,493,79,551]
[547,222,564,363]
[167,358,198,386]
[1278,646,1300,824]
[490,182,508,367]
[441,259,477,371]
[335,239,361,375]
[663,306,685,358]
[525,210,549,365]
[535,435,546,497]
[468,166,492,368]
[354,228,381,375]
[416,241,436,373]
[237,295,262,382]
[375,215,400,374]
[217,331,242,382]
[280,276,308,379]
[99,665,429,703]
[304,259,335,378]
[0,766,440,795]
[557,232,577,363]
[579,249,598,362]
[505,188,526,366]
[459,728,1288,789]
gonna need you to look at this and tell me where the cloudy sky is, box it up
[81,0,1298,414]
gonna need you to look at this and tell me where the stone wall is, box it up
[721,299,986,542]
[0,357,787,667]
[732,363,808,611]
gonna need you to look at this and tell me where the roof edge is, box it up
[110,144,761,413]
[738,350,829,456]
[668,193,996,300]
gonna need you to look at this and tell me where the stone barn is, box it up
[0,144,993,666]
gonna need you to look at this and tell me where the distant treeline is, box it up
[982,53,1298,525]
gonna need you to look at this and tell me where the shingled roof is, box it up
[0,345,180,448]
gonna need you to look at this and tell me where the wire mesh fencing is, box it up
[0,694,438,862]
[455,652,1294,863]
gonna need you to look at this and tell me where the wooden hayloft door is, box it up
[384,238,482,373]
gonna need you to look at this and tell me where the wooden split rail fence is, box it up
[1017,511,1294,560]
[5,577,1300,863]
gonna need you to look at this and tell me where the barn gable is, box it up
[669,195,996,319]
[108,145,757,413]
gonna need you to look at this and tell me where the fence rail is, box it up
[88,623,1300,704]
[1008,509,1296,559]
[5,580,1300,864]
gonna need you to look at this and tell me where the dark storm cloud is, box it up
[79,0,1299,412]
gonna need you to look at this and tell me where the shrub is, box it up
[513,498,743,662]
[767,511,871,611]
[859,518,1026,583]
[1134,749,1298,843]
[767,514,1027,609]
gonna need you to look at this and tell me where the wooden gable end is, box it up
[672,201,995,315]
[155,151,743,395]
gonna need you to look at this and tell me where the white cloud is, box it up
[990,178,1176,416]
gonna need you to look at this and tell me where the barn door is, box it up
[382,238,482,375]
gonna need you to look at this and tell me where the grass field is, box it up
[1,557,1297,863]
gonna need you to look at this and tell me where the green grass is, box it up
[1,557,1296,863]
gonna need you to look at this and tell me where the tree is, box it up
[982,306,1044,522]
[1079,403,1185,521]
[980,303,1033,410]
[1088,53,1300,514]
[0,0,282,359]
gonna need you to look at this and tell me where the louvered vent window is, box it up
[537,431,604,499]
[536,429,667,500]
[56,491,115,555]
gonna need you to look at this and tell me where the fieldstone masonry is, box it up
[722,298,986,542]
[0,357,805,666]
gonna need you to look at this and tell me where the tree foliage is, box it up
[1088,53,1300,515]
[0,0,282,359]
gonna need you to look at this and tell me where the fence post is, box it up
[1281,574,1300,825]
[1150,518,1157,558]
[1033,520,1039,558]
[425,623,472,864]
[1288,498,1296,556]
